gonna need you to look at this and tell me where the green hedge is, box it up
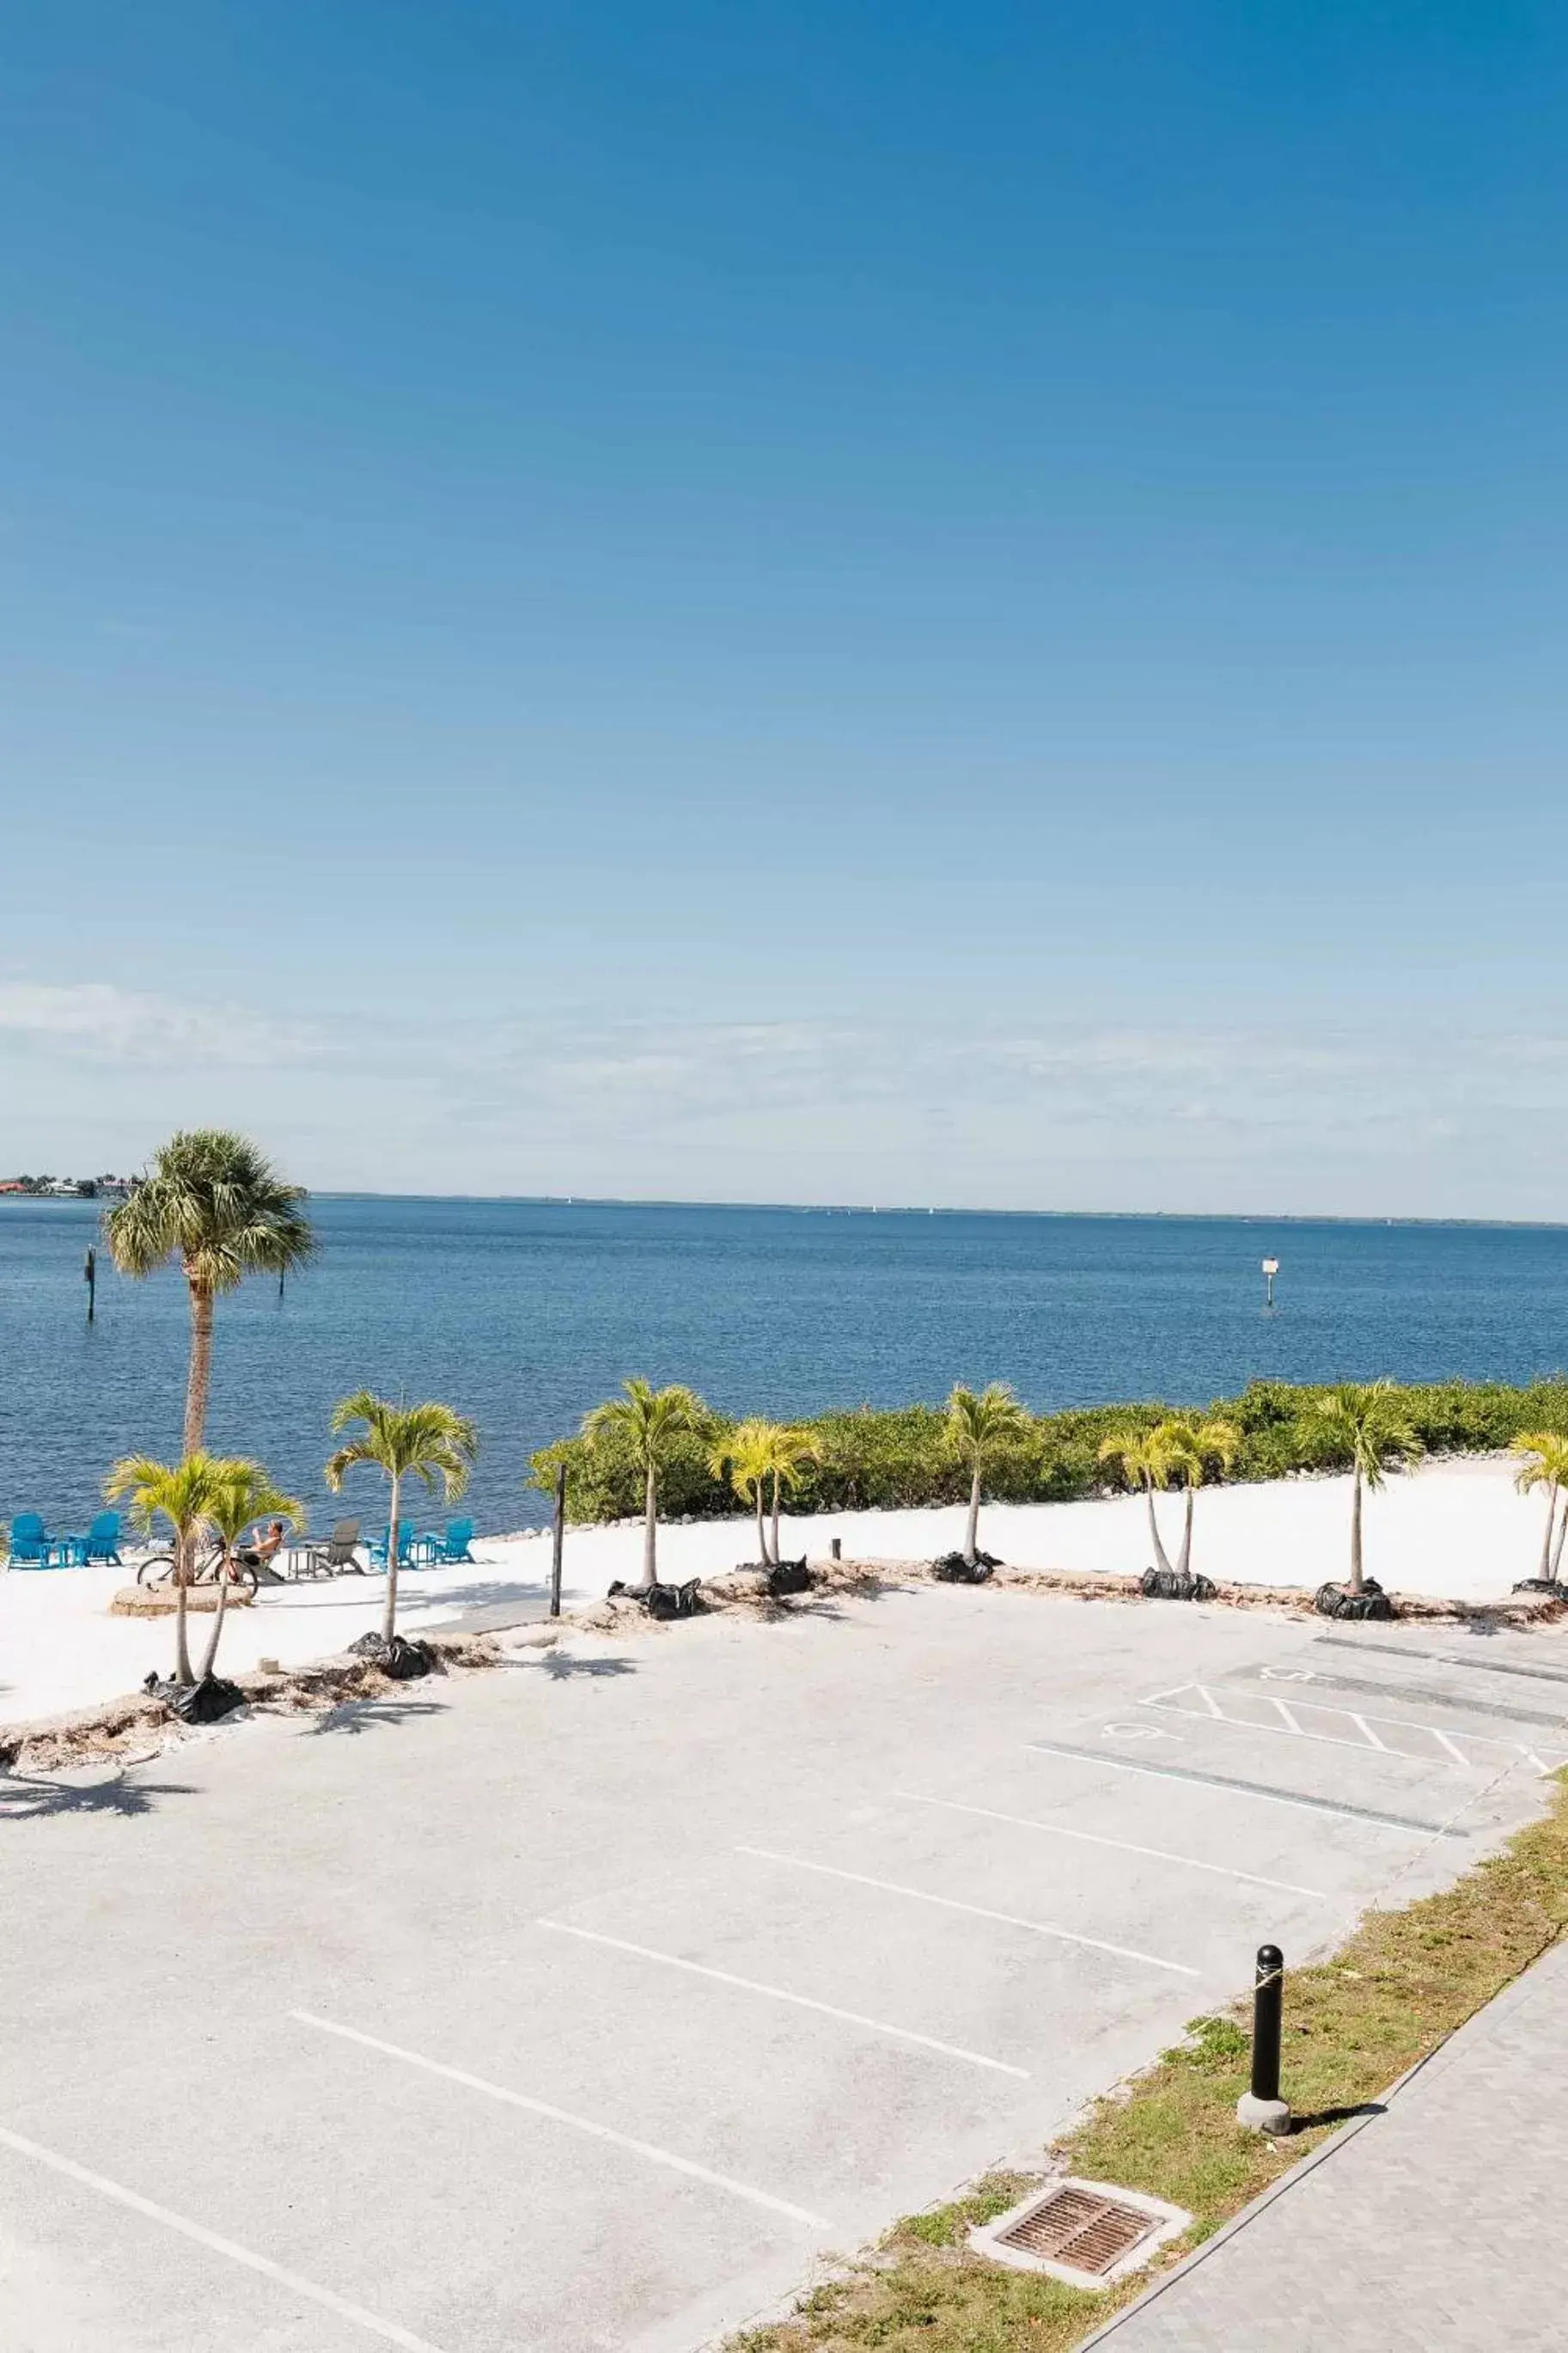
[528,1375,1568,1524]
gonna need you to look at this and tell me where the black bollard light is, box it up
[1235,1943,1291,2134]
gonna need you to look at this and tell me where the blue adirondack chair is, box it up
[425,1518,475,1565]
[368,1522,418,1569]
[83,1511,123,1565]
[8,1513,51,1566]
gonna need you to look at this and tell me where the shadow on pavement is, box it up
[0,1772,195,1821]
[537,1652,637,1682]
[1291,2099,1388,2131]
[306,1698,448,1737]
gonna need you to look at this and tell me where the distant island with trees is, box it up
[0,1174,133,1200]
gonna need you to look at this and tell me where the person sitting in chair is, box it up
[237,1519,288,1582]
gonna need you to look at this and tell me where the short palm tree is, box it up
[1098,1422,1180,1578]
[1156,1415,1242,1579]
[583,1378,707,1590]
[1510,1431,1568,1584]
[1309,1381,1423,1594]
[945,1383,1029,1567]
[105,1131,314,1455]
[326,1392,479,1641]
[708,1420,775,1563]
[758,1423,818,1564]
[199,1459,303,1681]
[103,1451,229,1686]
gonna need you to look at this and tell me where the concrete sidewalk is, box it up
[1089,1933,1568,2352]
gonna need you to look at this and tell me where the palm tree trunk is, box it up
[182,1282,215,1457]
[173,1528,194,1686]
[382,1470,402,1641]
[770,1471,782,1567]
[198,1551,230,1681]
[1539,1482,1559,1580]
[643,1460,658,1590]
[1349,1467,1364,1594]
[754,1482,767,1566]
[1552,1498,1568,1585]
[1176,1483,1195,1578]
[1144,1475,1175,1576]
[963,1462,982,1564]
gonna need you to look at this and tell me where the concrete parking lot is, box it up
[3,1586,1564,2353]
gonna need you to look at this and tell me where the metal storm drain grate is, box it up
[1000,2186,1155,2272]
[969,2177,1193,2289]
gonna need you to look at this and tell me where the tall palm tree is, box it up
[1510,1431,1568,1584]
[1157,1415,1243,1579]
[758,1423,818,1565]
[326,1393,479,1642]
[708,1420,774,1564]
[583,1378,707,1590]
[105,1131,314,1456]
[945,1383,1029,1567]
[103,1451,229,1686]
[199,1460,303,1682]
[1098,1423,1181,1578]
[1309,1381,1423,1594]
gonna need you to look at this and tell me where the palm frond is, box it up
[944,1382,1028,1462]
[1511,1430,1568,1493]
[583,1378,711,1465]
[102,1450,230,1540]
[325,1391,479,1495]
[204,1459,305,1547]
[105,1128,314,1292]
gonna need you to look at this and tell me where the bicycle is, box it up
[135,1544,259,1599]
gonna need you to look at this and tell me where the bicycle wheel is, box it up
[136,1554,176,1588]
[227,1557,259,1600]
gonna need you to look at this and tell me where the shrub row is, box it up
[528,1374,1568,1524]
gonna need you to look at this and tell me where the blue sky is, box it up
[3,3,1568,1213]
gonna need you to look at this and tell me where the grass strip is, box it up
[728,1773,1568,2353]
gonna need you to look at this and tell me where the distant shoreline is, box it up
[8,1190,1567,1231]
[8,1188,1565,1232]
[257,1195,1568,1232]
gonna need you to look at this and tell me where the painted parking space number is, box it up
[1102,1721,1180,1741]
[1259,1668,1316,1683]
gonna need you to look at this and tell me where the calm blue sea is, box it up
[3,1195,1567,1537]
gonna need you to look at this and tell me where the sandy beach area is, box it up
[0,1452,1547,1732]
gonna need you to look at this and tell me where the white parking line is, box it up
[1138,1683,1567,1774]
[1025,1740,1449,1836]
[892,1792,1329,1900]
[290,2010,833,2232]
[537,1920,1028,2076]
[736,1847,1199,1977]
[0,2123,448,2352]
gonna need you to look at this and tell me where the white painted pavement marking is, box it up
[290,2010,833,2232]
[892,1790,1330,1900]
[1139,1682,1568,1774]
[0,2123,449,2353]
[1025,1739,1453,1837]
[735,1847,1200,1977]
[535,1920,1029,2077]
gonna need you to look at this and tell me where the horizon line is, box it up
[290,1194,1568,1232]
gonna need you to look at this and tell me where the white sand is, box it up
[0,1454,1547,1733]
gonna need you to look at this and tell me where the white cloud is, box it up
[0,984,320,1067]
[9,978,1568,1214]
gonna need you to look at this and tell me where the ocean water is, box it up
[3,1195,1568,1537]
